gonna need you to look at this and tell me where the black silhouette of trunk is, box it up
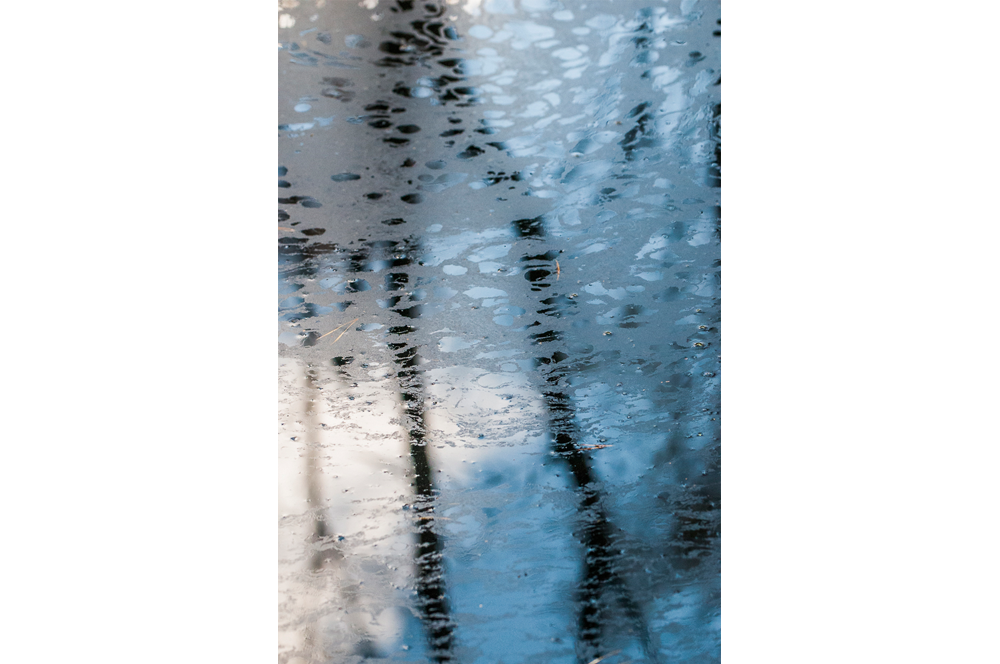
[400,362,455,661]
[335,233,456,662]
[515,215,655,663]
[280,0,471,655]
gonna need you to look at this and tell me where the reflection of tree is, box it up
[398,357,456,662]
[314,235,456,662]
[281,229,384,658]
[544,370,655,662]
[304,365,386,659]
[302,368,333,571]
[658,428,720,575]
[279,0,471,652]
[308,2,481,654]
[376,233,457,662]
[515,215,656,663]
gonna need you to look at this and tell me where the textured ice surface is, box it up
[279,1,720,662]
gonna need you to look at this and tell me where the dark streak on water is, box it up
[521,215,655,663]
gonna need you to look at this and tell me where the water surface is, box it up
[279,1,720,662]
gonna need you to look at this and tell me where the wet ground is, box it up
[278,1,719,662]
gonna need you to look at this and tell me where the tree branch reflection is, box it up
[516,215,656,663]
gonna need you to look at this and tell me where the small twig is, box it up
[278,226,294,231]
[586,650,622,664]
[330,318,359,344]
[555,260,560,279]
[317,319,351,340]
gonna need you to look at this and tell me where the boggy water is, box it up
[278,1,719,662]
